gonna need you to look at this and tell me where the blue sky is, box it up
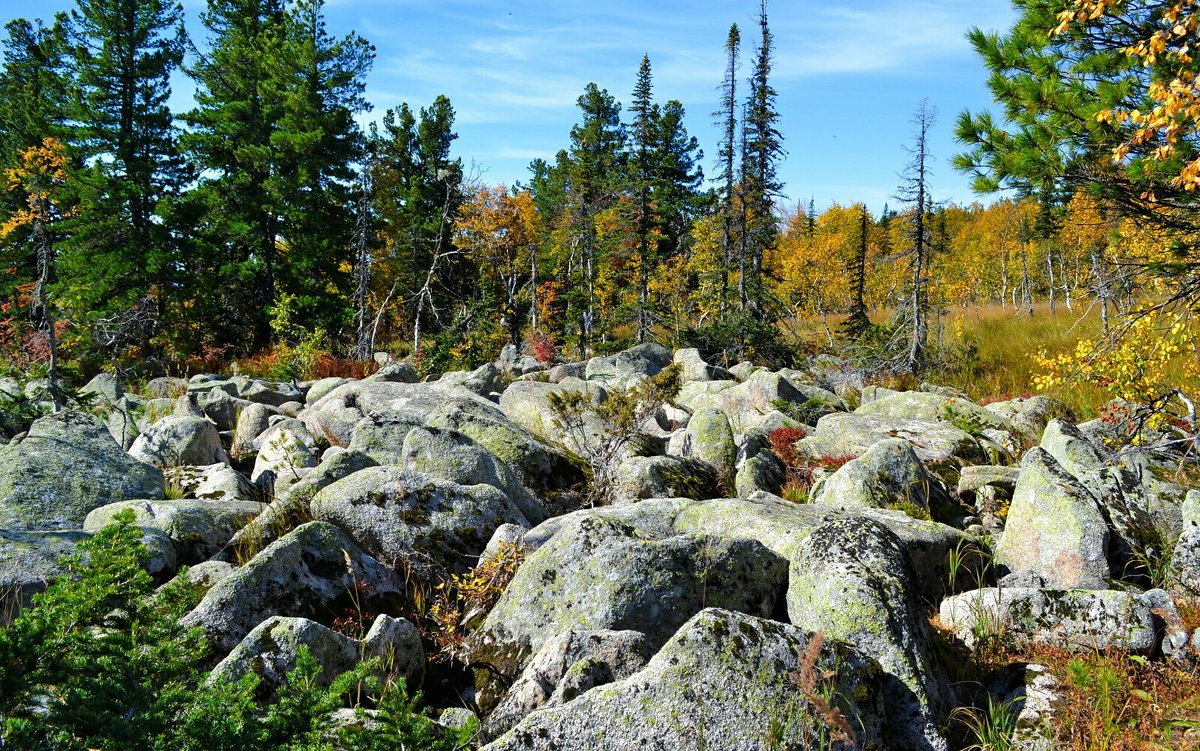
[2,0,1017,214]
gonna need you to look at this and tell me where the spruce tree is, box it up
[714,23,740,313]
[742,0,784,313]
[63,0,185,353]
[566,84,625,354]
[627,54,656,343]
[841,204,872,340]
[895,99,936,374]
[183,0,287,350]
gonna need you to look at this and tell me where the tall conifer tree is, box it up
[742,0,784,313]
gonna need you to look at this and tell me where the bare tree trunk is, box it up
[1046,247,1056,313]
[32,199,62,413]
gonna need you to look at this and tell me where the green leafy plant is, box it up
[548,364,681,506]
[952,696,1018,751]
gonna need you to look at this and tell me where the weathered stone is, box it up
[682,407,736,482]
[346,413,425,464]
[734,450,785,498]
[426,397,587,503]
[787,518,954,750]
[129,415,228,468]
[194,389,254,432]
[957,465,1020,499]
[676,494,982,604]
[519,498,694,553]
[251,419,320,493]
[471,515,787,703]
[84,498,264,563]
[671,347,730,383]
[220,450,378,560]
[310,466,528,574]
[0,529,90,617]
[366,360,419,383]
[231,402,280,460]
[81,372,124,404]
[857,390,1016,434]
[0,410,165,530]
[710,371,844,432]
[498,379,606,451]
[584,343,671,388]
[612,455,720,503]
[209,614,423,697]
[939,587,1158,654]
[984,395,1054,442]
[480,629,654,742]
[481,608,887,751]
[146,376,187,400]
[996,448,1111,589]
[811,438,949,516]
[180,521,402,657]
[1039,419,1107,478]
[799,412,986,465]
[673,379,736,412]
[396,425,547,523]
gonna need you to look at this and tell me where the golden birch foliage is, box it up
[456,184,538,289]
[767,204,855,317]
[1056,0,1200,190]
[1033,310,1199,406]
[1,138,70,238]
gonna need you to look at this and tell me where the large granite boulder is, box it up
[798,412,987,465]
[482,609,887,751]
[84,499,264,563]
[787,517,954,750]
[0,410,165,530]
[996,448,1111,589]
[129,415,227,468]
[209,614,424,697]
[309,467,529,575]
[480,629,654,742]
[470,515,787,709]
[612,455,720,503]
[164,463,258,503]
[180,521,402,657]
[940,587,1159,654]
[811,438,949,516]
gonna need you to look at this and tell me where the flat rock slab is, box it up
[482,608,886,751]
[0,410,165,531]
[939,587,1158,654]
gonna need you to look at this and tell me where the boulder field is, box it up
[2,343,1197,750]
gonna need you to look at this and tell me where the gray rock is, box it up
[438,362,506,397]
[957,465,1020,499]
[209,614,423,697]
[676,494,983,604]
[221,450,378,560]
[310,466,528,575]
[939,587,1158,654]
[0,410,165,530]
[426,397,587,502]
[367,360,419,384]
[733,450,785,498]
[811,438,948,515]
[165,462,257,503]
[857,390,1016,435]
[683,407,736,482]
[194,389,255,432]
[1039,419,1107,478]
[545,361,585,383]
[399,425,548,524]
[481,629,654,741]
[305,377,352,406]
[105,396,143,450]
[712,371,844,433]
[81,372,123,404]
[984,395,1053,441]
[129,415,228,468]
[727,361,761,381]
[519,498,694,553]
[470,516,787,697]
[0,529,90,618]
[231,402,280,460]
[584,343,671,388]
[180,521,402,657]
[498,379,606,451]
[84,499,264,563]
[482,608,887,751]
[612,455,719,503]
[146,376,188,400]
[189,375,302,408]
[996,448,1111,589]
[304,380,498,447]
[787,517,954,749]
[251,420,319,493]
[673,379,736,412]
[346,413,425,464]
[799,412,987,465]
[173,393,207,418]
[1173,490,1200,592]
[671,347,730,382]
